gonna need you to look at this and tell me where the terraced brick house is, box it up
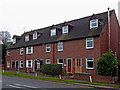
[6,10,120,75]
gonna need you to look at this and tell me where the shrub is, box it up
[42,64,62,75]
[97,50,118,76]
[67,73,73,76]
[36,68,43,73]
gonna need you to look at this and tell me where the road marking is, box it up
[14,83,38,88]
[6,84,22,88]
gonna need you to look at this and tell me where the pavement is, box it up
[3,71,120,89]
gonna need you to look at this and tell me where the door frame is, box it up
[75,58,82,73]
[66,58,72,73]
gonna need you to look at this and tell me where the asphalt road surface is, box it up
[2,75,107,90]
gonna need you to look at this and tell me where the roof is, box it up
[7,10,114,49]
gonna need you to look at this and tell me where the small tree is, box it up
[97,50,118,76]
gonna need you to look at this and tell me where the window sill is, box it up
[86,68,94,70]
[86,47,93,50]
[57,50,63,52]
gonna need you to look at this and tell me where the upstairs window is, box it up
[86,38,93,49]
[90,19,98,29]
[26,46,33,54]
[62,26,68,34]
[7,50,10,56]
[86,57,94,69]
[33,31,37,40]
[20,48,24,55]
[46,44,51,52]
[51,29,56,36]
[13,38,16,44]
[58,42,63,51]
[46,59,51,64]
[25,35,29,41]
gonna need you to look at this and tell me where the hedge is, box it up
[42,64,62,75]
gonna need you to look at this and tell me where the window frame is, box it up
[15,60,19,68]
[33,31,37,40]
[86,37,93,49]
[90,19,98,29]
[62,26,68,34]
[51,29,56,36]
[26,60,32,68]
[11,60,15,68]
[46,59,51,64]
[25,35,29,41]
[20,60,23,68]
[13,38,16,44]
[46,44,51,52]
[57,42,63,51]
[7,50,10,56]
[86,57,94,69]
[26,46,33,54]
[7,61,10,68]
[20,48,24,55]
[57,58,63,68]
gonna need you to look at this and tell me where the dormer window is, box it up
[33,31,37,40]
[90,19,98,29]
[51,29,56,36]
[13,38,16,44]
[62,26,68,34]
[25,35,29,41]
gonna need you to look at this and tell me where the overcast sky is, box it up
[0,0,120,39]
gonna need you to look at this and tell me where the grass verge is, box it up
[2,71,120,88]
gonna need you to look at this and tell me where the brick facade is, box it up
[5,10,120,75]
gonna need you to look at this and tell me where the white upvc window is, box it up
[57,58,63,68]
[86,57,94,69]
[26,60,32,68]
[90,19,98,29]
[46,59,51,64]
[51,29,56,36]
[7,50,10,56]
[13,38,16,44]
[62,26,68,34]
[86,37,93,49]
[25,35,29,41]
[46,44,51,52]
[7,61,10,68]
[20,60,23,68]
[20,48,24,55]
[26,46,33,54]
[33,31,37,40]
[58,42,63,51]
[15,60,19,68]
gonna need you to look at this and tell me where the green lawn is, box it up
[2,71,120,88]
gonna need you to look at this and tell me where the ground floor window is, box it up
[46,59,50,64]
[15,60,19,68]
[26,60,32,68]
[12,61,15,68]
[57,58,63,68]
[40,59,43,68]
[86,57,94,69]
[20,60,23,68]
[7,61,10,68]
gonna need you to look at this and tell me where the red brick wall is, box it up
[110,11,120,64]
[6,36,101,75]
[74,74,113,83]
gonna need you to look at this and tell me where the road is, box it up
[2,75,105,89]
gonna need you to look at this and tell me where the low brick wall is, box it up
[74,73,114,83]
